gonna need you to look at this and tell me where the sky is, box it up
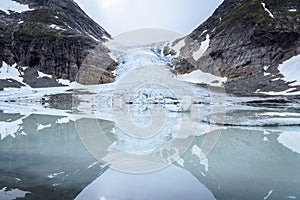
[74,0,224,36]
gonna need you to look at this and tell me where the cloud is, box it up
[74,0,223,36]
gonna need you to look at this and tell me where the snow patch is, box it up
[172,38,186,57]
[193,34,210,61]
[176,69,227,87]
[88,33,100,42]
[49,24,65,31]
[289,9,297,12]
[278,131,300,154]
[0,62,23,83]
[261,2,274,18]
[0,118,24,140]
[56,117,72,124]
[257,88,300,96]
[278,55,300,86]
[38,71,52,79]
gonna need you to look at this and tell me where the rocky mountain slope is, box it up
[0,0,116,87]
[164,0,300,96]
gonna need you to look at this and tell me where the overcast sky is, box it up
[74,0,223,36]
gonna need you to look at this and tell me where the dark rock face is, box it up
[164,0,300,96]
[0,0,117,86]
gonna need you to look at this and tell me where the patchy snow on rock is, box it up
[192,145,209,172]
[289,9,297,12]
[38,71,52,79]
[278,55,300,86]
[0,62,23,83]
[0,0,33,15]
[261,2,274,18]
[0,187,30,200]
[193,34,210,61]
[49,24,65,30]
[278,130,300,154]
[176,69,227,87]
[87,33,100,42]
[172,38,186,57]
[258,88,300,96]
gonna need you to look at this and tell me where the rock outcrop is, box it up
[0,0,117,87]
[164,0,300,96]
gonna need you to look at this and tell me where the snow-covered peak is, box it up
[0,0,33,15]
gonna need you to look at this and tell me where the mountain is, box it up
[0,0,117,87]
[164,0,300,96]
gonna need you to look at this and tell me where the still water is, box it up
[0,99,300,200]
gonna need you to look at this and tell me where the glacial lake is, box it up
[0,90,300,200]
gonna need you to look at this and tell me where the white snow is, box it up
[193,34,210,61]
[192,145,209,172]
[0,117,24,140]
[0,187,30,200]
[0,62,23,83]
[171,38,186,57]
[289,9,297,12]
[278,130,300,154]
[176,69,227,87]
[88,33,100,42]
[56,117,72,124]
[278,55,300,86]
[264,189,273,200]
[49,24,65,30]
[0,0,33,15]
[57,78,72,86]
[261,2,274,18]
[258,88,300,96]
[37,123,52,131]
[38,71,52,78]
[263,137,269,142]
